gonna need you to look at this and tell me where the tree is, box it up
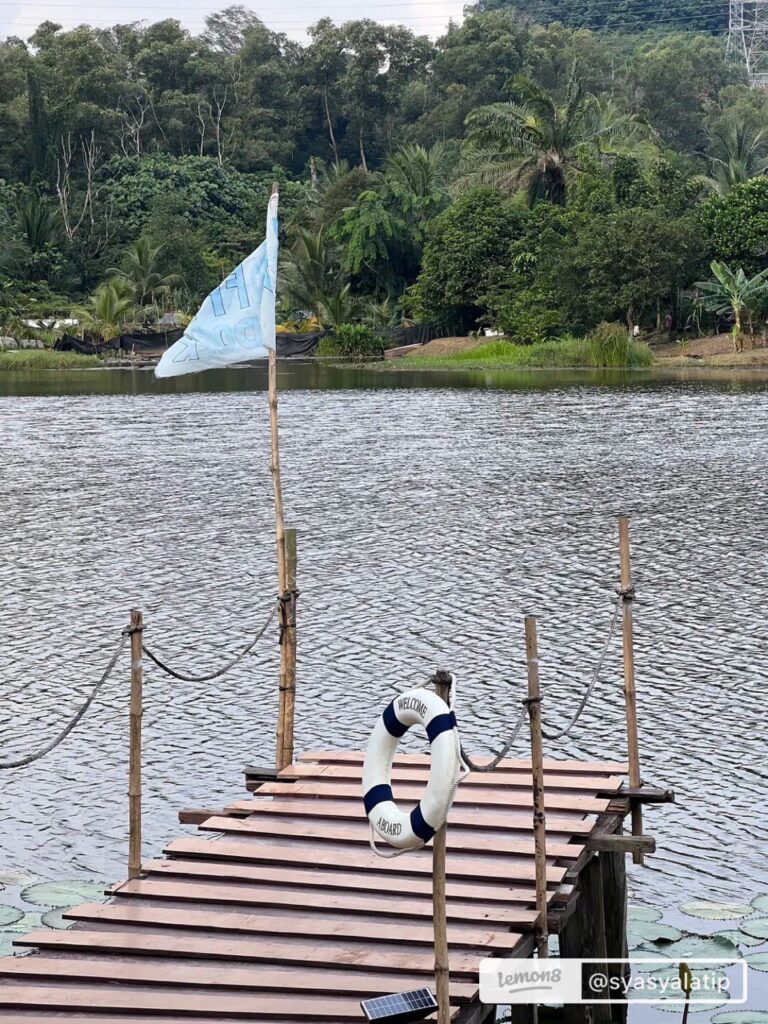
[699,118,768,196]
[280,227,347,321]
[109,238,180,305]
[701,177,768,277]
[463,72,623,204]
[77,280,135,342]
[694,261,768,351]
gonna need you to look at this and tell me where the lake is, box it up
[1,362,767,1018]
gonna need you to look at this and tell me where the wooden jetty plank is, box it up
[165,838,568,884]
[13,929,483,978]
[253,780,610,813]
[112,879,539,927]
[281,762,626,793]
[0,985,395,1020]
[0,957,477,1002]
[197,815,583,860]
[297,750,628,774]
[142,858,548,904]
[64,902,519,951]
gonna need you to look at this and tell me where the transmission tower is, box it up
[728,0,768,88]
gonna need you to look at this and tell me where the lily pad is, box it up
[0,932,19,957]
[751,895,768,914]
[710,1013,768,1024]
[716,929,767,948]
[739,918,768,941]
[20,881,106,909]
[4,912,43,933]
[745,952,768,973]
[0,871,37,887]
[41,908,74,930]
[0,907,23,928]
[628,921,684,946]
[642,934,740,961]
[680,901,753,921]
[628,904,663,924]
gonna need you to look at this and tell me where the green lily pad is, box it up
[0,932,19,957]
[710,1013,768,1024]
[0,907,23,928]
[41,908,74,930]
[751,895,768,914]
[629,922,684,946]
[716,929,767,948]
[745,952,768,973]
[657,999,729,1015]
[4,912,43,933]
[642,934,741,961]
[628,904,663,923]
[680,901,753,921]
[20,881,106,909]
[0,871,37,887]
[739,918,768,941]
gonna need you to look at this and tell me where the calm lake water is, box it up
[1,362,767,1017]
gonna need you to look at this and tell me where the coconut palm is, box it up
[384,143,446,199]
[77,281,136,344]
[699,119,768,196]
[280,227,347,321]
[464,73,639,205]
[109,238,180,306]
[695,260,768,351]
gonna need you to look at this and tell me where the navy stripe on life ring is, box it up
[383,700,408,738]
[426,711,457,743]
[363,784,394,815]
[410,803,436,842]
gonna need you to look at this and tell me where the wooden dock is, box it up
[0,749,641,1023]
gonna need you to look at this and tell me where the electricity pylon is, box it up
[728,0,768,88]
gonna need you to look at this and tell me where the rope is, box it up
[0,631,129,770]
[142,603,277,683]
[540,596,623,741]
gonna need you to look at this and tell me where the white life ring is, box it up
[362,687,461,851]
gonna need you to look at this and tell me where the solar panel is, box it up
[361,988,438,1023]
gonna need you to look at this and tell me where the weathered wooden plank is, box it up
[252,780,610,813]
[296,751,628,774]
[112,878,539,928]
[65,903,519,951]
[13,929,484,977]
[197,816,582,860]
[142,858,543,904]
[164,838,568,885]
[586,835,655,855]
[228,798,595,835]
[0,957,476,1002]
[280,763,625,794]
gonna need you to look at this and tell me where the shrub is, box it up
[317,323,385,360]
[586,322,653,367]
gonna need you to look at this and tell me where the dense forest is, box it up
[2,4,768,346]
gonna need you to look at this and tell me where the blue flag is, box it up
[155,193,279,378]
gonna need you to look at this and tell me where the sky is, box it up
[0,0,467,43]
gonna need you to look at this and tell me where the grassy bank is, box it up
[0,350,101,371]
[400,335,653,370]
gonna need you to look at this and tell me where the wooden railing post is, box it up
[524,616,549,959]
[277,527,297,770]
[618,516,643,864]
[128,609,143,880]
[432,670,452,1024]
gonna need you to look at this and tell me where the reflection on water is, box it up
[1,363,767,913]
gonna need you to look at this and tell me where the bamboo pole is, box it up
[524,616,549,959]
[128,608,143,881]
[432,670,452,1024]
[618,516,643,865]
[277,527,297,770]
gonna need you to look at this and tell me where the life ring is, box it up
[362,687,461,851]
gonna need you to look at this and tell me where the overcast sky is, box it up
[1,0,467,43]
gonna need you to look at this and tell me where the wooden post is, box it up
[524,617,549,960]
[560,855,612,1024]
[128,609,143,881]
[618,516,643,864]
[432,670,452,1024]
[277,527,297,770]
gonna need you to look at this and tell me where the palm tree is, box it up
[699,119,768,196]
[0,193,61,281]
[109,238,180,306]
[77,281,136,344]
[464,73,637,205]
[384,143,445,199]
[280,227,347,321]
[695,260,768,351]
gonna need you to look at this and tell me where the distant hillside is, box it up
[473,0,728,34]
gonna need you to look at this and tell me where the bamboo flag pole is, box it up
[128,608,143,881]
[524,616,549,959]
[618,516,643,864]
[432,670,452,1024]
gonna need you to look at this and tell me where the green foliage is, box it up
[0,350,101,370]
[108,238,180,305]
[702,178,768,277]
[694,260,768,347]
[587,321,652,366]
[317,322,384,358]
[403,334,651,368]
[476,0,727,33]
